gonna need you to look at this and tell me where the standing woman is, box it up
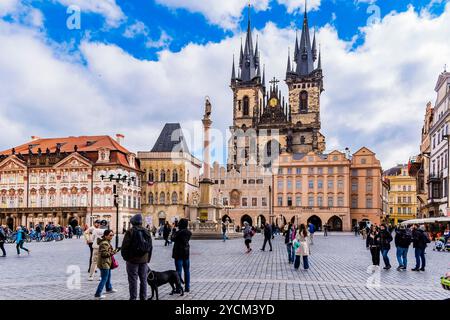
[171,218,192,293]
[293,224,310,270]
[366,225,381,267]
[243,221,254,253]
[94,229,119,299]
[284,223,294,264]
[163,221,171,246]
[16,226,30,256]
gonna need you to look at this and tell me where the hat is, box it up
[100,220,108,226]
[94,220,101,224]
[130,214,143,226]
[243,221,249,226]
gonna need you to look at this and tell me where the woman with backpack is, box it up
[379,224,393,270]
[94,229,119,299]
[284,223,295,264]
[243,221,254,253]
[171,218,192,293]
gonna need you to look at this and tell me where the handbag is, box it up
[111,254,119,270]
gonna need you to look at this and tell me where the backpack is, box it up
[400,229,412,244]
[423,232,431,244]
[131,229,152,257]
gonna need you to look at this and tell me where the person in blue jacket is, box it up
[16,226,30,255]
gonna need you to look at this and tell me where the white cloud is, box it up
[123,21,149,38]
[154,0,271,29]
[1,3,450,170]
[53,0,125,27]
[277,0,321,14]
[0,0,19,17]
[146,30,172,49]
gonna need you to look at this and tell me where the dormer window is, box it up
[127,154,136,168]
[97,149,110,163]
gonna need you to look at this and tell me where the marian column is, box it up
[202,98,212,180]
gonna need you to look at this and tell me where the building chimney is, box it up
[116,134,125,145]
[31,136,40,141]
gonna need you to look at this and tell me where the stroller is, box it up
[441,272,450,291]
[434,237,446,251]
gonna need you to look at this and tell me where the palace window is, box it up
[262,197,267,206]
[351,196,358,208]
[49,195,56,207]
[71,195,77,207]
[128,196,132,208]
[172,192,178,204]
[223,197,229,206]
[318,180,323,189]
[296,168,301,174]
[149,193,154,205]
[242,197,248,207]
[308,180,314,189]
[328,167,334,174]
[80,194,87,206]
[277,196,283,206]
[252,198,257,207]
[172,170,178,182]
[159,192,166,204]
[338,196,344,207]
[338,179,344,189]
[366,197,373,208]
[366,179,373,192]
[296,196,301,207]
[287,196,292,207]
[308,196,314,207]
[149,170,154,182]
[296,180,302,190]
[287,180,292,190]
[133,197,137,208]
[328,180,333,189]
[278,180,283,190]
[160,171,166,182]
[351,179,358,192]
[328,196,334,207]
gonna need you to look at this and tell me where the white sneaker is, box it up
[95,295,106,299]
[88,277,94,281]
[106,289,117,294]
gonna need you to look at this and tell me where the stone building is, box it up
[408,101,433,218]
[384,164,418,224]
[0,135,143,232]
[272,148,383,232]
[427,71,450,217]
[138,123,201,227]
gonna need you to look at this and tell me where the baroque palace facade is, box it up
[206,6,385,231]
[0,135,143,232]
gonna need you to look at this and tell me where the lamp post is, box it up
[442,135,450,217]
[99,169,136,249]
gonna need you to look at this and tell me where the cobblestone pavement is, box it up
[0,233,449,300]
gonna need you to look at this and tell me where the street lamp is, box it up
[442,134,450,216]
[99,169,136,249]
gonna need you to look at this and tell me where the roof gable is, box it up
[0,155,27,171]
[53,153,92,169]
[151,123,190,153]
[353,147,375,156]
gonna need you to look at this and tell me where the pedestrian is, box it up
[222,222,227,242]
[411,224,430,272]
[308,222,315,245]
[284,223,295,264]
[94,229,119,299]
[379,224,393,270]
[354,225,359,236]
[163,221,171,246]
[243,221,254,253]
[323,223,328,237]
[260,223,273,251]
[121,214,153,300]
[362,226,368,240]
[88,220,104,281]
[35,224,42,241]
[151,225,157,238]
[171,218,192,293]
[443,224,450,244]
[271,222,276,239]
[15,226,30,256]
[0,225,6,257]
[293,224,310,270]
[68,225,73,239]
[366,225,381,267]
[394,224,412,271]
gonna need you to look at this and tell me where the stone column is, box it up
[202,117,212,180]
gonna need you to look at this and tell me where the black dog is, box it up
[147,269,184,300]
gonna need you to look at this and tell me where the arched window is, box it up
[159,192,165,204]
[299,91,308,112]
[172,192,178,204]
[148,192,154,205]
[172,170,178,182]
[148,170,154,182]
[160,170,166,182]
[243,96,249,116]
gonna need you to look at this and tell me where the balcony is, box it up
[428,172,443,183]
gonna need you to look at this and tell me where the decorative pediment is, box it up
[53,153,92,169]
[0,155,27,171]
[353,147,375,156]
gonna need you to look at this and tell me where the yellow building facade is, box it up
[384,164,418,224]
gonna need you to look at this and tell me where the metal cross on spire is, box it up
[269,77,280,86]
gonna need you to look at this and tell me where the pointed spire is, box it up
[239,38,243,68]
[312,29,317,61]
[295,0,314,76]
[286,48,291,74]
[262,64,266,87]
[231,55,236,83]
[240,3,258,82]
[294,29,299,61]
[318,44,322,70]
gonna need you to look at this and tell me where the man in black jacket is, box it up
[172,219,192,293]
[261,223,273,251]
[121,214,153,300]
[394,225,412,271]
[411,224,430,271]
[0,226,6,257]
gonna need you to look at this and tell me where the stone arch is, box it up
[240,214,253,226]
[307,215,322,231]
[276,215,286,228]
[328,215,343,231]
[256,215,266,228]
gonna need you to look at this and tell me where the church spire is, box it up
[240,3,258,82]
[312,29,317,61]
[286,48,292,74]
[231,55,236,84]
[262,64,266,88]
[295,0,314,76]
[318,44,322,70]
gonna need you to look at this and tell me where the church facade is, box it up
[210,5,384,231]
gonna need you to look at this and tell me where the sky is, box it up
[0,0,449,170]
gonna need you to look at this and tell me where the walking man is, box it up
[121,214,153,300]
[0,225,6,257]
[323,223,328,237]
[222,222,227,242]
[308,222,315,245]
[16,226,30,255]
[261,223,273,251]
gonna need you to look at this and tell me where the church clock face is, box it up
[269,98,278,108]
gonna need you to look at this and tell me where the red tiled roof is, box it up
[0,135,131,155]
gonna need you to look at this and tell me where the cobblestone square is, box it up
[1,233,449,300]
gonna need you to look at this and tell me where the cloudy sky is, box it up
[0,0,449,170]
